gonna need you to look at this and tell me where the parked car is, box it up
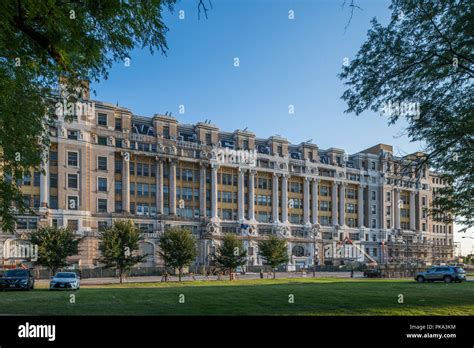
[50,272,80,290]
[363,268,382,278]
[415,266,466,283]
[0,269,35,291]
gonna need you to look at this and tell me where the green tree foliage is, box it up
[98,220,146,283]
[158,227,197,281]
[28,226,82,275]
[257,236,289,279]
[0,0,176,231]
[339,0,473,231]
[214,234,247,280]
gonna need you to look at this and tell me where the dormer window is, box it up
[243,140,249,150]
[277,145,283,156]
[163,125,170,139]
[98,113,107,126]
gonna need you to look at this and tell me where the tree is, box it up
[158,226,197,282]
[28,226,82,275]
[0,0,176,232]
[339,0,473,231]
[98,220,146,284]
[257,236,289,279]
[214,234,247,280]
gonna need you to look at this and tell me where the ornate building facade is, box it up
[0,92,455,269]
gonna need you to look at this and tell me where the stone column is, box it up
[281,174,289,223]
[332,182,338,226]
[200,165,207,217]
[339,183,345,226]
[311,179,318,225]
[358,184,364,227]
[211,164,218,220]
[409,190,416,230]
[394,188,400,230]
[237,168,245,221]
[272,173,279,223]
[39,158,49,208]
[122,152,130,213]
[169,161,177,215]
[248,170,256,221]
[156,159,163,214]
[303,177,310,224]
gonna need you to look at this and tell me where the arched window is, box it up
[292,245,305,257]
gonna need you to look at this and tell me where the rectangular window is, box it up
[371,191,376,200]
[98,113,108,126]
[115,181,122,194]
[98,199,108,213]
[98,221,108,231]
[98,177,108,192]
[68,174,78,189]
[98,136,107,146]
[50,173,58,188]
[33,195,40,208]
[98,156,108,171]
[67,130,78,140]
[67,152,78,166]
[346,189,356,199]
[50,196,58,209]
[33,172,41,187]
[115,201,122,212]
[50,151,58,166]
[22,174,31,186]
[163,126,170,139]
[115,118,122,130]
[115,159,122,174]
[371,205,376,214]
[67,219,79,231]
[320,186,329,196]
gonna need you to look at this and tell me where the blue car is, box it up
[415,266,466,283]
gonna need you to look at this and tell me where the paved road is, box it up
[36,271,366,285]
[36,272,474,286]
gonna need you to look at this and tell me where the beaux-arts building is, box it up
[0,88,454,269]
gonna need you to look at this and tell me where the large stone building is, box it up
[0,90,455,269]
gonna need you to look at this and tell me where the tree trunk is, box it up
[179,267,182,282]
[229,268,232,280]
[119,268,123,284]
[273,268,276,279]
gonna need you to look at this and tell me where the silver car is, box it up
[49,272,80,290]
[415,266,466,283]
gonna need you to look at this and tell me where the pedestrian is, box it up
[260,269,264,279]
[350,269,354,278]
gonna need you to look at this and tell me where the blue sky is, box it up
[92,0,421,156]
[91,0,471,254]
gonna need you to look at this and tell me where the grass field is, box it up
[1,278,473,316]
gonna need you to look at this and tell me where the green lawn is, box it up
[1,278,473,316]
